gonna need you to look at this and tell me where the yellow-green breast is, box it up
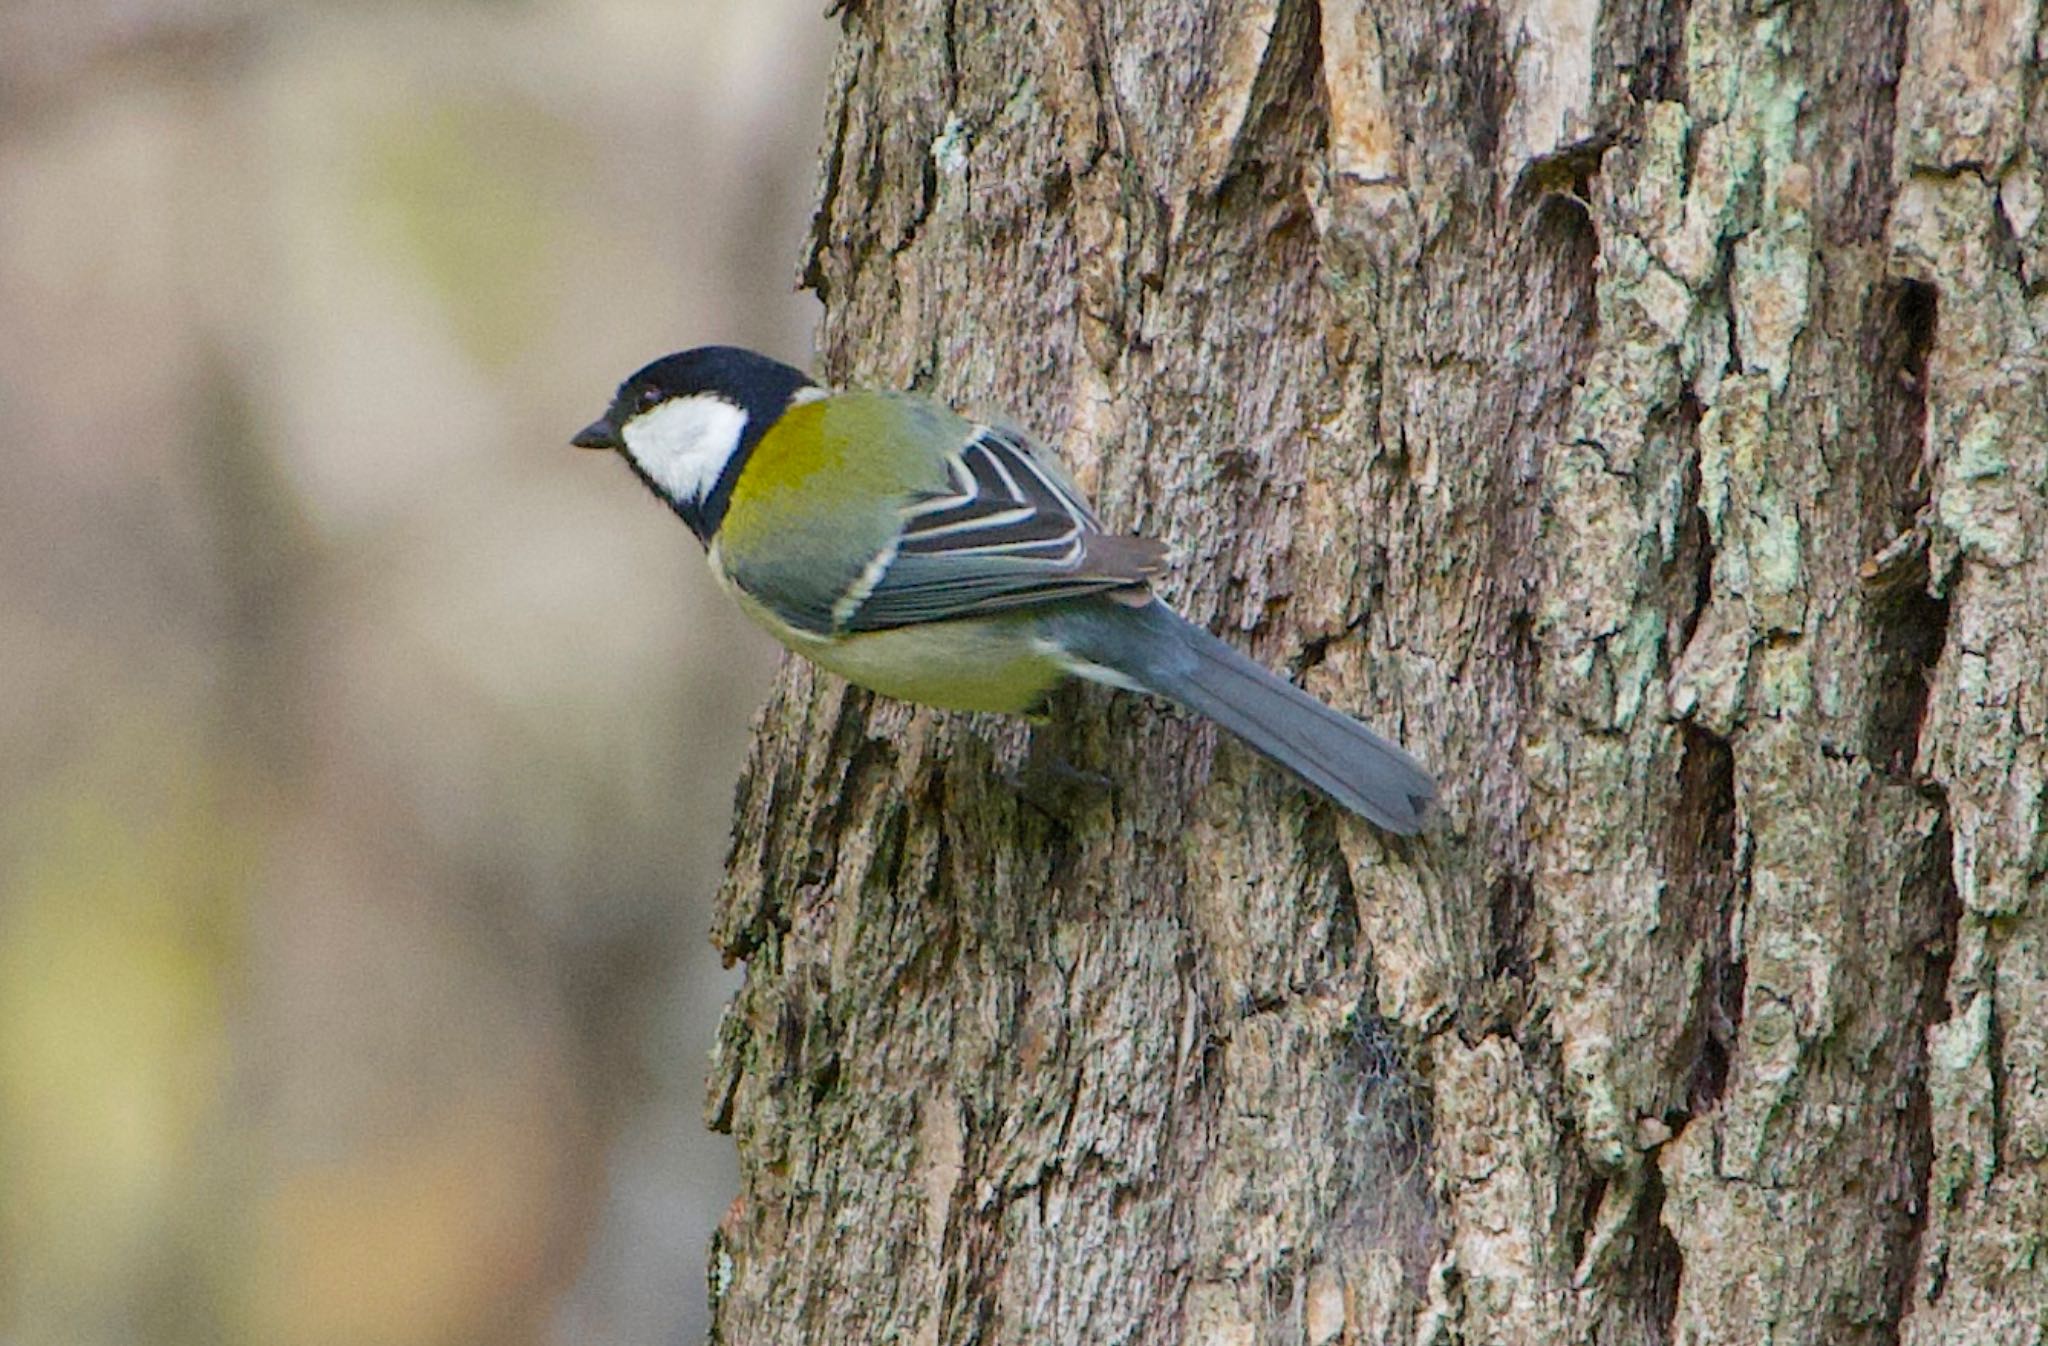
[713,390,1072,713]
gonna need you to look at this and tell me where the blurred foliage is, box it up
[0,721,246,1344]
[358,95,578,369]
[0,2,831,1344]
[236,1076,564,1346]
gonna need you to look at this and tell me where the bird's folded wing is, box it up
[834,424,1166,632]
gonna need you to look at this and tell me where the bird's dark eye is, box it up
[636,386,664,411]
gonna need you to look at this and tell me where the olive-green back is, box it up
[719,391,962,633]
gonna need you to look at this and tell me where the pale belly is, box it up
[724,581,1069,715]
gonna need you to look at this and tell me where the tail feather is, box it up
[1051,600,1436,834]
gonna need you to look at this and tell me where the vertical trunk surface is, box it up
[706,2,2047,1342]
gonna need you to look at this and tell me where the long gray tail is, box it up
[1049,599,1436,834]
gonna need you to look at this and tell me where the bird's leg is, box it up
[1004,692,1113,819]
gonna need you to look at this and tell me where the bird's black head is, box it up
[573,345,817,542]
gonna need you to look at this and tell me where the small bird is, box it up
[574,346,1435,833]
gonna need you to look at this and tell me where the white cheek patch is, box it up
[620,395,748,506]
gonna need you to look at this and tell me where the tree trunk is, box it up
[703,1,2046,1342]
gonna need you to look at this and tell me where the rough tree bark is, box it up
[703,1,2046,1342]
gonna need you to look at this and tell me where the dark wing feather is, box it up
[835,424,1165,633]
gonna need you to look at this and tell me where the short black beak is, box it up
[572,417,620,451]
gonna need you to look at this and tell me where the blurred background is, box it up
[0,1,834,1342]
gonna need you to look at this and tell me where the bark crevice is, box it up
[1668,725,1741,1121]
[1881,806,1960,1343]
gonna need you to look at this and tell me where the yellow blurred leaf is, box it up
[0,722,247,1337]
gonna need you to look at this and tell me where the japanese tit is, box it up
[574,346,1435,834]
